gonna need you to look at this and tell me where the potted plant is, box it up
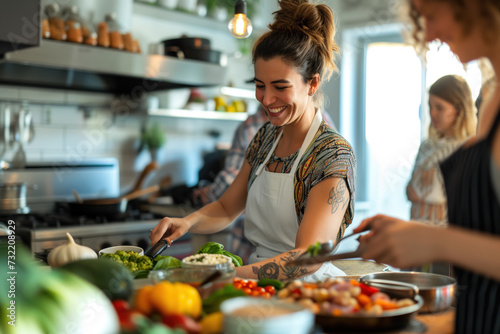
[141,123,166,161]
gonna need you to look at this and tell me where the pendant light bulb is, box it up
[228,0,253,39]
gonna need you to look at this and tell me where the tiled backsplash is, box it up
[0,85,240,194]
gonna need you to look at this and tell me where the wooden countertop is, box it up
[314,309,455,334]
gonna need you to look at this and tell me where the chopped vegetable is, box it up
[101,250,153,272]
[276,277,416,316]
[306,241,322,256]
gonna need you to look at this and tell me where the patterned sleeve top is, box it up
[245,118,356,242]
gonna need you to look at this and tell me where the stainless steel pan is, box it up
[360,271,456,313]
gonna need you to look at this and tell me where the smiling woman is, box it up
[149,0,356,283]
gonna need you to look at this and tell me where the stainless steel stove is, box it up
[1,159,193,259]
[12,210,193,259]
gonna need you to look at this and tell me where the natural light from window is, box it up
[364,41,482,220]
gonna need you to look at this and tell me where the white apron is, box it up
[245,110,345,282]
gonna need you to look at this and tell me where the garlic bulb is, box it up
[47,233,97,268]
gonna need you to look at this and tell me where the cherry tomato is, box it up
[246,280,257,289]
[264,285,276,295]
[255,287,266,294]
[251,290,262,297]
[243,288,253,295]
[233,282,243,289]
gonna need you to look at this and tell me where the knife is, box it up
[144,239,170,260]
[285,246,365,267]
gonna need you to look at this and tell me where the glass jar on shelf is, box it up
[62,6,83,44]
[41,12,50,39]
[81,16,97,46]
[45,3,66,41]
[105,13,124,50]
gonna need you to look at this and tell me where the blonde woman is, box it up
[407,75,477,228]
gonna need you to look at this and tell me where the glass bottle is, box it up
[105,13,124,50]
[82,16,97,46]
[63,6,83,43]
[41,11,50,39]
[45,3,67,41]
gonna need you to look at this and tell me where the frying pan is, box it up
[66,185,160,218]
[66,162,159,218]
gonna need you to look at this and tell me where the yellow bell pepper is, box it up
[134,285,154,316]
[149,281,202,319]
[201,311,224,334]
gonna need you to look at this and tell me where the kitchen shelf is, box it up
[219,86,256,99]
[0,39,228,94]
[133,2,228,30]
[148,108,248,121]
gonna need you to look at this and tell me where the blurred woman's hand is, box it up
[354,214,443,269]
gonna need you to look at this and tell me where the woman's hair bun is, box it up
[270,0,319,33]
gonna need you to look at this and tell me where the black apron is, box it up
[440,108,500,334]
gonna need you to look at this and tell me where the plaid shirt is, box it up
[205,106,268,202]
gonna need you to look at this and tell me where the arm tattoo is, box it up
[252,251,313,280]
[327,179,348,213]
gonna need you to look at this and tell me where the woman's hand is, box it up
[150,217,191,245]
[354,214,442,269]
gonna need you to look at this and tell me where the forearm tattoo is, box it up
[327,179,349,214]
[251,251,312,280]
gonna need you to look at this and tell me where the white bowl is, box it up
[160,88,191,109]
[221,297,315,334]
[99,245,144,256]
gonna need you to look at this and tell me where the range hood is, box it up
[0,1,41,54]
[0,39,228,94]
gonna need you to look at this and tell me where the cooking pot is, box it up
[162,37,211,50]
[161,36,226,65]
[0,182,29,214]
[359,271,456,313]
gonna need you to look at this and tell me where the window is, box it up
[340,24,482,226]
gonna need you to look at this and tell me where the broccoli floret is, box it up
[116,250,131,261]
[129,252,140,261]
[101,250,154,272]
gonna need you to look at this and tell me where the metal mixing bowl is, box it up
[360,271,456,313]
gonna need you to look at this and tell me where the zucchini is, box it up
[257,278,285,290]
[59,258,134,300]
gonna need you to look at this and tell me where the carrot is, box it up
[374,299,398,310]
[356,293,372,308]
[332,309,343,316]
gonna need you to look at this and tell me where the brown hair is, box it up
[252,0,339,109]
[409,0,500,53]
[428,75,477,140]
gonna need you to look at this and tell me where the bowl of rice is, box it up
[181,253,233,270]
